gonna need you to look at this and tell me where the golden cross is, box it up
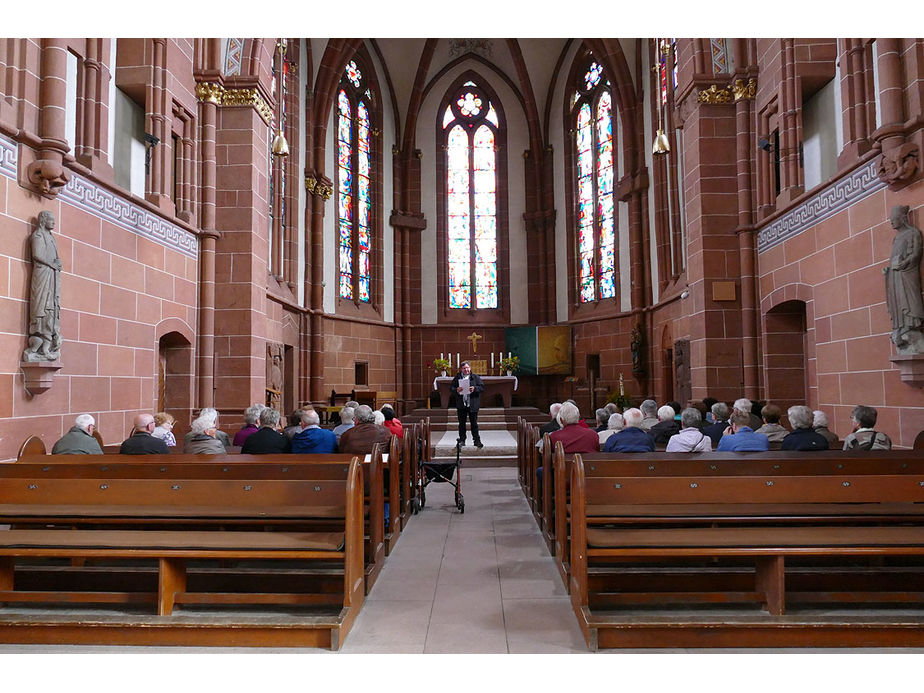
[466,332,483,354]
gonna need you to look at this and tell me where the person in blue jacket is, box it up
[291,409,338,454]
[602,408,655,452]
[716,410,769,451]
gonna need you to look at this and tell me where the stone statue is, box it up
[22,211,62,362]
[884,205,924,354]
[265,343,283,414]
[630,324,645,374]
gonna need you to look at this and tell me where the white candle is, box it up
[440,352,443,360]
[457,353,460,368]
[491,353,494,368]
[508,352,511,359]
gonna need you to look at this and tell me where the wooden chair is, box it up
[376,391,398,410]
[17,435,46,459]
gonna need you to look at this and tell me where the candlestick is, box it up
[440,352,443,360]
[507,352,511,359]
[491,353,494,368]
[457,353,460,368]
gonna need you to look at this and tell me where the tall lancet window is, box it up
[336,59,374,303]
[442,80,500,310]
[571,60,616,303]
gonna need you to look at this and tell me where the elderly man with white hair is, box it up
[291,409,338,454]
[549,402,599,453]
[339,404,391,455]
[184,407,231,451]
[733,397,763,431]
[781,405,829,451]
[639,399,659,432]
[183,414,226,454]
[119,413,170,454]
[602,408,655,452]
[649,405,681,445]
[52,413,103,454]
[241,407,291,454]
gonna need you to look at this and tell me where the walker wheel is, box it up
[411,499,420,515]
[459,499,465,514]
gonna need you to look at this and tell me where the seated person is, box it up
[602,408,655,452]
[842,405,892,450]
[283,409,306,440]
[755,403,789,443]
[703,402,730,448]
[598,412,624,447]
[182,407,231,451]
[592,408,609,433]
[812,409,840,448]
[381,404,403,439]
[638,399,659,432]
[781,405,829,451]
[241,407,291,454]
[120,413,170,454]
[291,409,338,454]
[549,402,599,453]
[535,403,562,449]
[52,413,103,455]
[152,412,176,447]
[716,410,769,451]
[373,410,385,426]
[233,404,264,447]
[733,397,764,431]
[339,405,392,455]
[183,414,226,454]
[332,406,356,439]
[702,397,719,423]
[666,408,712,452]
[649,405,680,445]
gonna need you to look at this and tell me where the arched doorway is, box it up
[763,300,807,412]
[157,330,194,434]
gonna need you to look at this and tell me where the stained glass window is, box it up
[442,80,500,310]
[336,60,374,303]
[573,55,617,304]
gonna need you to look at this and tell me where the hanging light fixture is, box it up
[271,39,289,157]
[652,39,671,155]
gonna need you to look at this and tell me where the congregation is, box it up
[49,401,404,457]
[537,396,894,457]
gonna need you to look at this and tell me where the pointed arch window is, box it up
[571,60,616,303]
[336,59,374,303]
[441,80,501,311]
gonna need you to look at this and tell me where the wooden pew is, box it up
[15,449,388,594]
[552,448,924,593]
[0,457,366,649]
[567,452,924,649]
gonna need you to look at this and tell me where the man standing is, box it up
[451,361,484,448]
[119,414,170,454]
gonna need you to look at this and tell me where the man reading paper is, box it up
[451,361,485,448]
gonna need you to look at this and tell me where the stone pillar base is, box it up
[20,360,63,395]
[890,354,924,386]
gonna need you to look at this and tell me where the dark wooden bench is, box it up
[567,452,924,649]
[15,448,389,594]
[0,456,366,649]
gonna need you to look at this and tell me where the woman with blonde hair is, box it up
[152,412,176,447]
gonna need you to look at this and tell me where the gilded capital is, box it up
[223,88,273,125]
[196,82,224,105]
[305,175,317,193]
[733,78,757,101]
[316,182,333,200]
[697,84,734,105]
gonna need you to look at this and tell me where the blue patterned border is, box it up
[757,159,886,253]
[0,133,198,259]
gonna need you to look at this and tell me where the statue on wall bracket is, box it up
[884,205,924,355]
[22,211,62,362]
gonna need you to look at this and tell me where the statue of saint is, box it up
[630,324,645,374]
[23,211,62,362]
[884,205,924,354]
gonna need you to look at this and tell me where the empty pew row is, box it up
[564,450,924,649]
[0,456,366,648]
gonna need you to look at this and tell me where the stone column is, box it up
[26,38,71,195]
[874,38,920,189]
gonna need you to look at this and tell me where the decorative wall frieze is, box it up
[0,133,198,259]
[195,82,273,125]
[757,158,886,253]
[223,38,244,76]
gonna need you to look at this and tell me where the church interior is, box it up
[1,26,924,661]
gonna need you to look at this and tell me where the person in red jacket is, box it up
[381,404,403,439]
[549,401,599,453]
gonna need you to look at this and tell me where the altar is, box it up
[433,375,518,408]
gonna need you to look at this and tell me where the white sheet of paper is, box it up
[458,376,470,394]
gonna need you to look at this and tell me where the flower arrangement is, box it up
[499,355,519,373]
[432,358,452,373]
